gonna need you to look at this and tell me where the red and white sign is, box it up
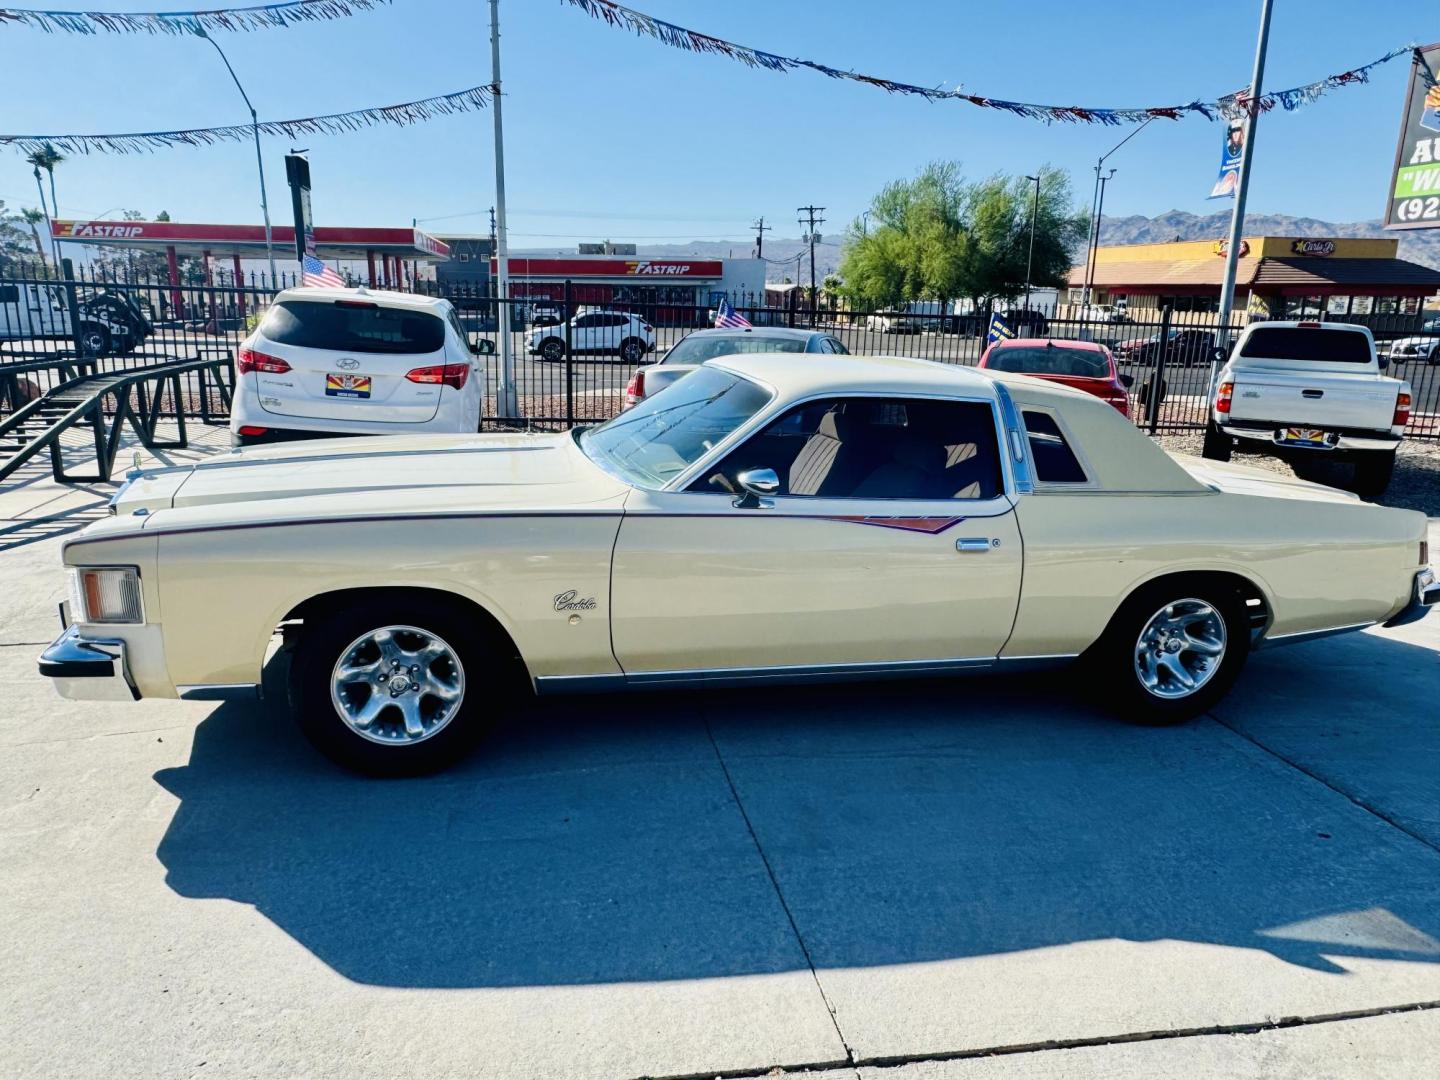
[495,257,724,279]
[50,219,450,259]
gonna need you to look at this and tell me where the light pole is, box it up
[1215,0,1274,349]
[196,28,276,285]
[490,0,519,419]
[1082,115,1156,307]
[1023,174,1040,312]
[861,209,872,236]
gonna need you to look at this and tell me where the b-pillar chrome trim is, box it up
[992,381,1034,495]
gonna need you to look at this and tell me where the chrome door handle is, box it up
[955,537,995,553]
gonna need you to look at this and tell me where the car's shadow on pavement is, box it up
[152,636,1440,990]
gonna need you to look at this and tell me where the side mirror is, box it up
[734,467,779,509]
[1212,346,1227,364]
[473,338,496,355]
[1118,373,1134,389]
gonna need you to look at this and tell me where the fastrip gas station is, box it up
[50,218,450,318]
[492,254,766,326]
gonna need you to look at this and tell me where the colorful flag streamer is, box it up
[563,0,1414,125]
[0,0,390,35]
[0,84,492,154]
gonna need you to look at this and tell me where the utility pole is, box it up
[490,0,518,418]
[1023,174,1040,313]
[752,216,771,258]
[1081,115,1155,308]
[1215,0,1274,350]
[797,205,824,321]
[1084,169,1116,309]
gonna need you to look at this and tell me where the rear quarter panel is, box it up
[1007,491,1424,657]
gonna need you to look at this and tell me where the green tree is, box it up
[25,143,65,225]
[838,161,1088,309]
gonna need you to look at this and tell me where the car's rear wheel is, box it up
[619,337,647,363]
[290,597,509,774]
[539,338,565,363]
[1201,421,1232,461]
[1351,449,1396,500]
[1089,580,1249,726]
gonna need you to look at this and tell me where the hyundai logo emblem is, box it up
[336,357,360,370]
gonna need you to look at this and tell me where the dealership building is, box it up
[1068,236,1440,319]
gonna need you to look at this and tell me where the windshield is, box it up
[987,345,1110,378]
[259,300,445,354]
[1239,327,1372,363]
[663,333,806,364]
[579,366,772,488]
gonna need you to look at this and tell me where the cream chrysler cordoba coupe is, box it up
[39,354,1437,773]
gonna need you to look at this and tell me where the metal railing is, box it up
[5,260,1437,442]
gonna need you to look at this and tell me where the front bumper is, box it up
[1383,567,1439,628]
[37,621,140,701]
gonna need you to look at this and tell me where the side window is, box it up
[0,284,18,303]
[829,338,850,354]
[1022,410,1087,484]
[607,313,630,327]
[689,397,1003,500]
[573,313,597,328]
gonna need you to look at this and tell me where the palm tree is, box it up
[26,144,64,267]
[20,208,48,263]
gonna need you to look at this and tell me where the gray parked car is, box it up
[623,326,848,406]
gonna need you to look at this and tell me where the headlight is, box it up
[68,566,144,624]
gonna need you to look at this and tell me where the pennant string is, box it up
[562,1,1415,124]
[0,85,492,154]
[0,0,390,35]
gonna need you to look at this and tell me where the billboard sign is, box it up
[1385,44,1440,228]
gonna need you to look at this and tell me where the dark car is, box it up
[1114,328,1215,368]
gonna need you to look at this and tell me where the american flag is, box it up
[302,254,345,288]
[714,297,752,328]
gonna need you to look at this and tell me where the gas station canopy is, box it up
[50,220,450,262]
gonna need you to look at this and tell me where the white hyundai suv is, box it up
[526,309,655,363]
[231,287,483,445]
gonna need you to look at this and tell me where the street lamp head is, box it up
[1025,175,1039,182]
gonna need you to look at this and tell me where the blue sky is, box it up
[0,0,1436,250]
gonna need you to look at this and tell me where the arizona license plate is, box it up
[325,373,372,399]
[1278,427,1329,448]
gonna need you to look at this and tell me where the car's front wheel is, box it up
[1089,580,1249,726]
[538,338,565,363]
[290,597,509,774]
[78,323,112,356]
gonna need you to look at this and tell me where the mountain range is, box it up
[617,211,1440,282]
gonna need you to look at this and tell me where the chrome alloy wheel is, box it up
[1133,599,1227,700]
[329,625,466,746]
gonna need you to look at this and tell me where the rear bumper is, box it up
[38,624,140,701]
[1218,422,1402,453]
[1383,567,1439,628]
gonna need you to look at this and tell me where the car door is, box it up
[610,394,1023,678]
[568,313,597,353]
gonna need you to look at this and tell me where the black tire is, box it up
[619,337,647,364]
[78,323,112,356]
[538,337,565,363]
[1351,449,1396,500]
[1088,578,1250,726]
[1201,421,1232,461]
[289,595,515,775]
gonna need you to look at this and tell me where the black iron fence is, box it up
[4,261,1438,442]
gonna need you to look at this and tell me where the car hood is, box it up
[1168,452,1362,505]
[109,433,631,526]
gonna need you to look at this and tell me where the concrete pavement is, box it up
[0,437,1437,1079]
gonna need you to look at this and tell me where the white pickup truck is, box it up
[1202,321,1411,498]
